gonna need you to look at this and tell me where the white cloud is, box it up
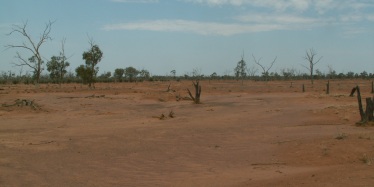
[340,14,363,22]
[184,0,374,13]
[340,27,368,38]
[104,0,374,36]
[235,14,319,24]
[366,14,374,21]
[184,0,311,11]
[111,0,158,3]
[103,19,285,36]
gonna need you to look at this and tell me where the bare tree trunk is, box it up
[356,86,365,122]
[302,84,305,92]
[187,81,201,104]
[5,21,54,84]
[351,86,367,123]
[365,97,373,121]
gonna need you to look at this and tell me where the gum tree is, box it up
[5,21,54,84]
[124,66,139,82]
[114,68,125,82]
[234,53,247,84]
[46,38,70,86]
[77,38,103,88]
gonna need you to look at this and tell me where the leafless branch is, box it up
[303,48,322,84]
[5,20,54,83]
[267,56,277,72]
[252,54,277,73]
[252,54,265,72]
[87,33,96,47]
[13,52,36,70]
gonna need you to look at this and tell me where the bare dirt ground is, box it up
[0,79,373,187]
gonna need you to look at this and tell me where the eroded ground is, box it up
[0,80,373,186]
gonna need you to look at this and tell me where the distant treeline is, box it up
[0,68,372,85]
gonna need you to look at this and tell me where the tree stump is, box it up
[187,80,201,104]
[365,97,374,121]
[302,84,305,92]
[351,86,374,124]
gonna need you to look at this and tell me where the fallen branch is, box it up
[166,83,176,92]
[251,162,286,166]
[2,99,41,110]
[29,140,55,145]
[85,94,105,98]
[152,110,175,120]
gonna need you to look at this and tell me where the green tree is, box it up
[346,71,355,79]
[124,66,139,82]
[360,71,368,79]
[81,39,103,87]
[75,65,93,84]
[114,68,125,82]
[139,69,150,81]
[46,39,69,86]
[234,54,247,81]
[170,70,176,79]
[98,71,112,82]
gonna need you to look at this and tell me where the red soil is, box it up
[1,80,373,186]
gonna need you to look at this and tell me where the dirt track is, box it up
[1,80,373,186]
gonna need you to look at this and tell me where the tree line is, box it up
[2,21,373,86]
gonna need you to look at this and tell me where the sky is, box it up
[0,0,374,76]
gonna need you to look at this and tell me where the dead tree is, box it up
[187,81,201,104]
[350,86,374,124]
[5,20,54,84]
[252,54,277,81]
[301,49,322,85]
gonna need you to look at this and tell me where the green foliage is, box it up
[80,44,103,87]
[98,71,112,82]
[75,65,96,85]
[46,55,70,84]
[124,66,139,82]
[170,70,176,78]
[210,72,217,79]
[82,45,103,68]
[139,69,150,81]
[27,55,44,80]
[234,57,247,79]
[114,68,125,82]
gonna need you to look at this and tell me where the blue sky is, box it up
[1,0,373,76]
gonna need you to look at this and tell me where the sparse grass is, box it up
[168,110,175,118]
[358,134,373,140]
[359,154,373,166]
[335,132,347,140]
[321,145,329,156]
